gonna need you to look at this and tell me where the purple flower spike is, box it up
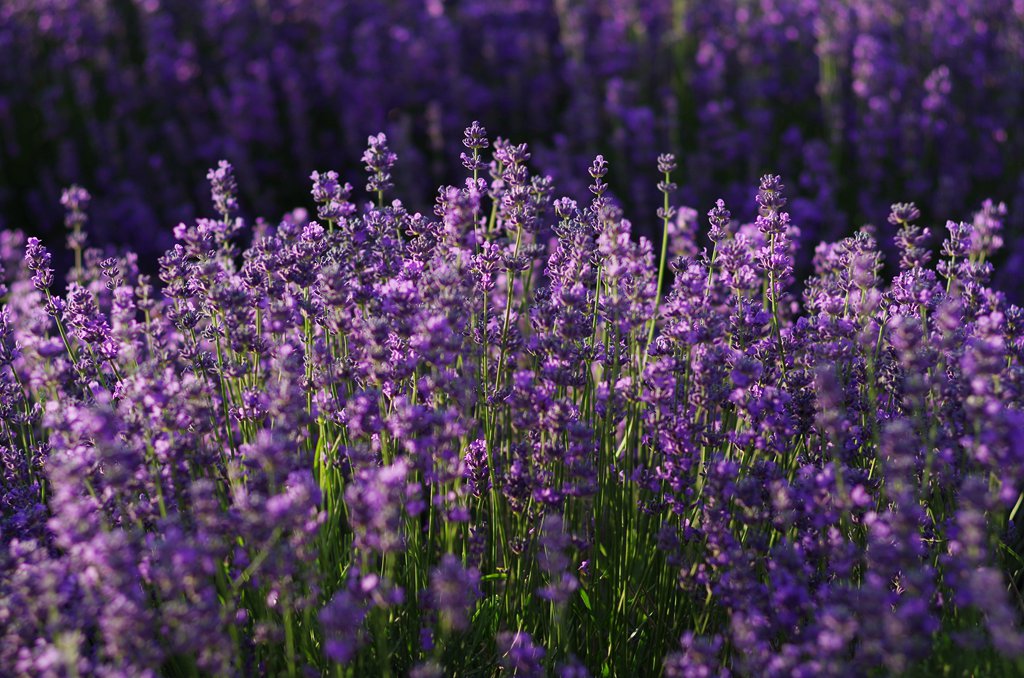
[206,159,239,218]
[363,132,397,198]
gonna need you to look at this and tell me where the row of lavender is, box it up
[2,125,1024,675]
[2,0,1023,258]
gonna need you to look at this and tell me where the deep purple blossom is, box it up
[206,160,239,218]
[497,631,546,678]
[363,133,398,199]
[429,554,481,632]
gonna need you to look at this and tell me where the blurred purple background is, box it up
[1,0,1022,280]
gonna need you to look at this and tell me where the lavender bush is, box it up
[2,125,1024,676]
[2,0,1023,261]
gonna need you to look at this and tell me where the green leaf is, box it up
[580,587,593,611]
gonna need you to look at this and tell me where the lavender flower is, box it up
[345,459,416,554]
[24,238,53,291]
[206,160,238,218]
[430,554,481,633]
[363,132,397,200]
[319,588,367,665]
[61,185,90,256]
[461,120,490,174]
[536,513,579,605]
[497,631,546,678]
[707,199,730,243]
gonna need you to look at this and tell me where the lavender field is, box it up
[2,2,1024,677]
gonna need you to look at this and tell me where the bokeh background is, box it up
[2,0,1023,277]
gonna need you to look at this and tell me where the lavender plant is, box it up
[2,125,1024,676]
